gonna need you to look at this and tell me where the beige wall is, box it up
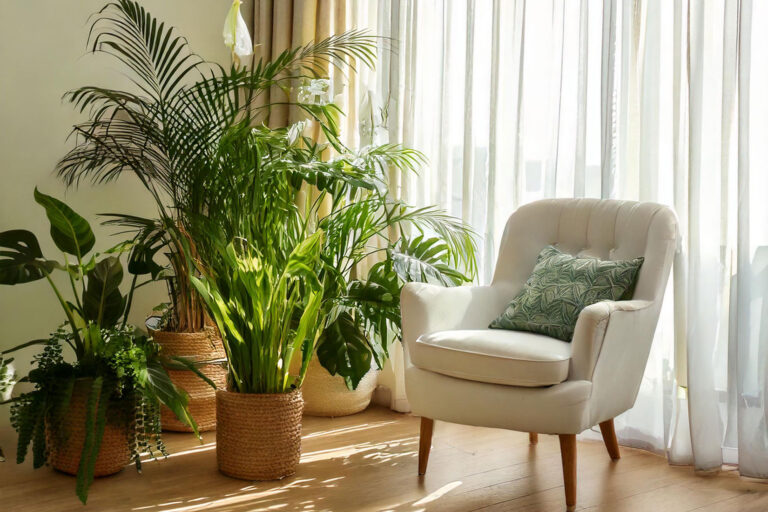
[0,0,231,425]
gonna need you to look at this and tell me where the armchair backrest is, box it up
[491,198,678,304]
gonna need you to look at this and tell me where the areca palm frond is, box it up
[55,0,379,331]
[56,1,478,390]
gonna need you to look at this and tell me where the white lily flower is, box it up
[223,0,252,60]
[298,79,332,106]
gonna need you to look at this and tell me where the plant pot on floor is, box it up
[48,379,132,477]
[293,356,379,417]
[216,389,303,480]
[149,324,228,432]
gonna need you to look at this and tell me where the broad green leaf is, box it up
[317,312,372,390]
[0,230,56,284]
[144,359,199,437]
[33,188,95,258]
[82,257,125,327]
[162,356,218,390]
[127,229,166,278]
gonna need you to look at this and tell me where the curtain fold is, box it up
[351,0,768,478]
[250,0,351,131]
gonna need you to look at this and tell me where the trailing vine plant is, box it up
[0,190,206,503]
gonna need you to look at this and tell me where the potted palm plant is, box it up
[0,189,202,503]
[54,0,379,431]
[56,0,476,426]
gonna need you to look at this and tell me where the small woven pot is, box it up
[292,356,379,417]
[151,327,227,432]
[48,379,131,477]
[216,389,304,480]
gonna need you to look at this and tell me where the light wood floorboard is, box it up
[1,406,766,511]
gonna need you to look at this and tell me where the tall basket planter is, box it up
[216,389,304,480]
[151,326,227,432]
[298,357,379,417]
[48,379,131,477]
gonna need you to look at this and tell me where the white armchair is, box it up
[401,198,678,511]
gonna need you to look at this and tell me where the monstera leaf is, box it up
[316,311,372,390]
[102,214,167,278]
[341,277,399,368]
[34,188,95,258]
[0,230,56,285]
[82,257,125,327]
[128,229,166,278]
[390,235,470,286]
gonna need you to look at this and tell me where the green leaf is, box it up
[0,230,56,285]
[127,228,166,278]
[82,257,125,327]
[33,188,95,258]
[390,236,470,286]
[144,359,199,438]
[76,377,104,504]
[317,312,372,390]
[162,356,218,390]
[1,339,48,355]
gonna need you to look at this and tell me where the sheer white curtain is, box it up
[352,0,768,478]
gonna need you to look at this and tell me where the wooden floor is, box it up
[1,406,766,512]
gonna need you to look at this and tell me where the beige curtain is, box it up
[249,0,358,136]
[247,1,413,412]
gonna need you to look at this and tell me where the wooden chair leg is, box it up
[529,432,538,445]
[558,434,577,511]
[418,417,434,475]
[599,419,621,460]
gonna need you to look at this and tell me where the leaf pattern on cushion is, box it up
[489,246,644,341]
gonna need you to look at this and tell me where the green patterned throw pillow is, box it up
[489,246,644,341]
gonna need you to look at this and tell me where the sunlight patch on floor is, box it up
[143,488,291,512]
[137,442,217,465]
[412,480,463,506]
[302,420,399,440]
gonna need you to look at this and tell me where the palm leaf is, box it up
[390,235,472,286]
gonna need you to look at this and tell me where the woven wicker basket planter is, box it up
[151,327,227,432]
[48,379,131,477]
[294,356,379,417]
[216,389,304,480]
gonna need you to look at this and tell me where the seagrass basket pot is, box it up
[47,379,131,477]
[216,388,304,480]
[151,326,227,432]
[298,356,379,417]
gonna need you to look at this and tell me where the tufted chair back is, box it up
[492,198,678,303]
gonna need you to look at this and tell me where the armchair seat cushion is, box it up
[411,329,571,387]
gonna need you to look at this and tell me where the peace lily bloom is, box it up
[298,78,332,106]
[223,0,252,60]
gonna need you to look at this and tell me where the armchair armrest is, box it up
[400,282,513,354]
[569,300,655,381]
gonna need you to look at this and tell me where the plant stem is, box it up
[121,273,139,329]
[64,254,84,312]
[45,273,83,356]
